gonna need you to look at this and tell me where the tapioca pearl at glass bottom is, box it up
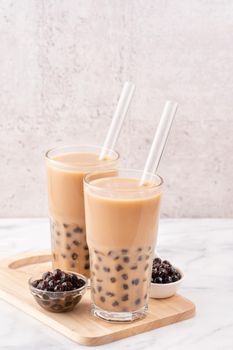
[103,266,111,272]
[121,294,129,301]
[115,264,123,272]
[132,278,140,286]
[73,226,83,233]
[99,285,105,292]
[72,253,78,260]
[122,284,128,290]
[112,300,119,307]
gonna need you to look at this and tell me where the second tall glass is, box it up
[84,169,163,321]
[46,145,119,278]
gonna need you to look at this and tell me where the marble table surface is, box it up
[0,218,232,350]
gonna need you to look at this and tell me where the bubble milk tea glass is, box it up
[46,146,119,278]
[84,169,163,321]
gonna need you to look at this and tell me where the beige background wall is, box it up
[0,0,232,217]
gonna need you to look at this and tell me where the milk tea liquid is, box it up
[46,150,118,278]
[84,176,162,313]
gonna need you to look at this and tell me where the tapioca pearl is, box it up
[65,301,73,308]
[106,291,115,297]
[61,254,66,259]
[97,286,102,293]
[112,301,119,307]
[100,296,105,303]
[72,253,78,260]
[94,264,100,270]
[121,273,128,280]
[123,256,130,263]
[138,255,143,261]
[66,244,71,250]
[85,253,89,260]
[122,307,129,312]
[144,264,149,271]
[97,256,102,262]
[73,226,83,233]
[66,232,72,238]
[108,250,120,260]
[73,295,82,304]
[103,267,110,272]
[84,263,90,270]
[122,294,129,302]
[130,264,138,270]
[51,304,63,312]
[84,245,88,250]
[116,264,123,271]
[71,262,76,268]
[56,231,60,236]
[135,298,141,306]
[121,249,128,254]
[110,277,116,283]
[96,278,103,283]
[73,240,80,246]
[63,223,68,228]
[94,249,99,254]
[132,278,140,286]
[137,247,142,252]
[122,284,128,290]
[65,295,73,303]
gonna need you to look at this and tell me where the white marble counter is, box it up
[0,219,232,349]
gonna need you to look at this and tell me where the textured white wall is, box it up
[0,0,232,217]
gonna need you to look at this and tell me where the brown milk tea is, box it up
[46,148,118,278]
[84,172,163,320]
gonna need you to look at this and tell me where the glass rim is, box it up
[84,168,163,193]
[45,144,120,170]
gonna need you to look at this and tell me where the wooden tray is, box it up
[0,251,195,346]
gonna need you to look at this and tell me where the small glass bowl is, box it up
[28,272,87,313]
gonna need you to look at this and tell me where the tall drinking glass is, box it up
[84,169,163,321]
[46,145,119,278]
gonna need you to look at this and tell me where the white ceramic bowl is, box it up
[150,267,184,299]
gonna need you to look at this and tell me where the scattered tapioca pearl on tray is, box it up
[151,258,182,284]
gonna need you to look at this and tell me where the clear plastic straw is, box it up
[99,82,135,160]
[139,100,178,185]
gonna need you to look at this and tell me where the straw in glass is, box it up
[139,100,178,185]
[99,82,135,160]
